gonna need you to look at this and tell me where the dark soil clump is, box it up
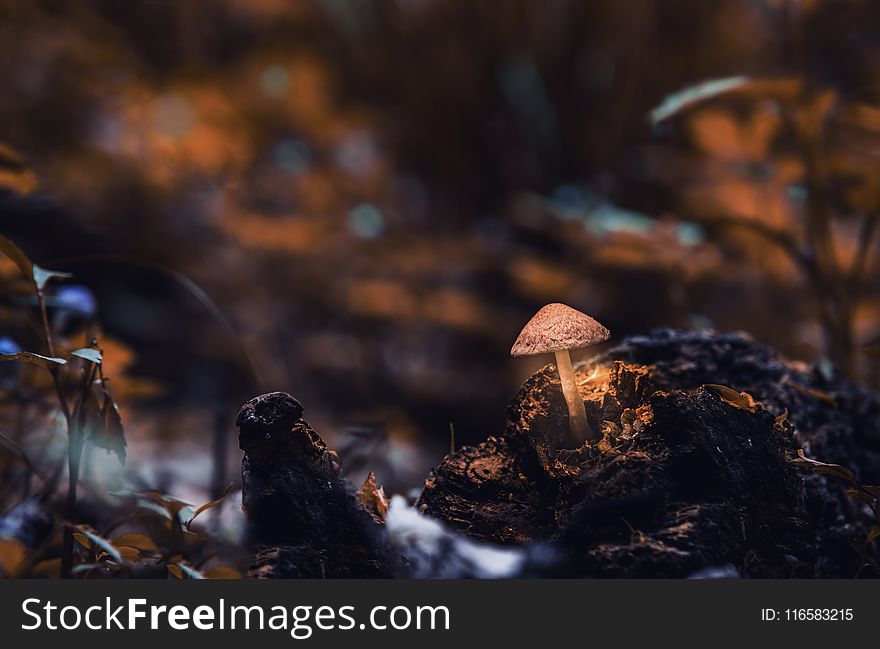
[418,330,880,577]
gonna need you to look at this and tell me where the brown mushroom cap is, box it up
[510,303,610,357]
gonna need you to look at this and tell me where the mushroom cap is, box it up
[510,303,610,357]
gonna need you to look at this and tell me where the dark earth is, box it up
[240,330,880,578]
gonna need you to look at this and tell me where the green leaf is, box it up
[88,392,126,465]
[69,348,102,364]
[0,351,67,368]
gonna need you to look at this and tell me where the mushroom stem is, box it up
[554,349,593,443]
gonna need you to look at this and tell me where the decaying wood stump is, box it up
[418,329,880,577]
[237,392,400,577]
[240,331,880,578]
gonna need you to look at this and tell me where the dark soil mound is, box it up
[418,330,880,577]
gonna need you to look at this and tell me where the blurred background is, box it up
[0,0,878,512]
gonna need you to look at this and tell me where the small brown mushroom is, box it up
[511,303,610,443]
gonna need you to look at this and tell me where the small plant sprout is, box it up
[511,303,610,443]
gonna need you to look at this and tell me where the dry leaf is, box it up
[785,380,837,408]
[703,384,758,411]
[356,471,389,524]
[788,449,855,483]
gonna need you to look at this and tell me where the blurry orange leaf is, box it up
[73,532,92,549]
[31,558,61,579]
[112,533,160,553]
[116,547,140,561]
[785,380,837,408]
[167,563,183,579]
[203,566,243,579]
[0,143,38,196]
[0,234,35,282]
[689,110,744,159]
[794,90,838,141]
[0,234,71,291]
[0,539,27,577]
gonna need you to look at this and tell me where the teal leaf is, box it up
[69,348,102,364]
[0,351,67,368]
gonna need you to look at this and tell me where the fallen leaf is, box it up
[785,379,837,408]
[774,408,790,429]
[703,384,758,411]
[356,471,389,524]
[788,449,855,483]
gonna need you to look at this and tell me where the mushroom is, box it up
[511,303,610,443]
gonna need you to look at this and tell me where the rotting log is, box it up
[237,391,400,578]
